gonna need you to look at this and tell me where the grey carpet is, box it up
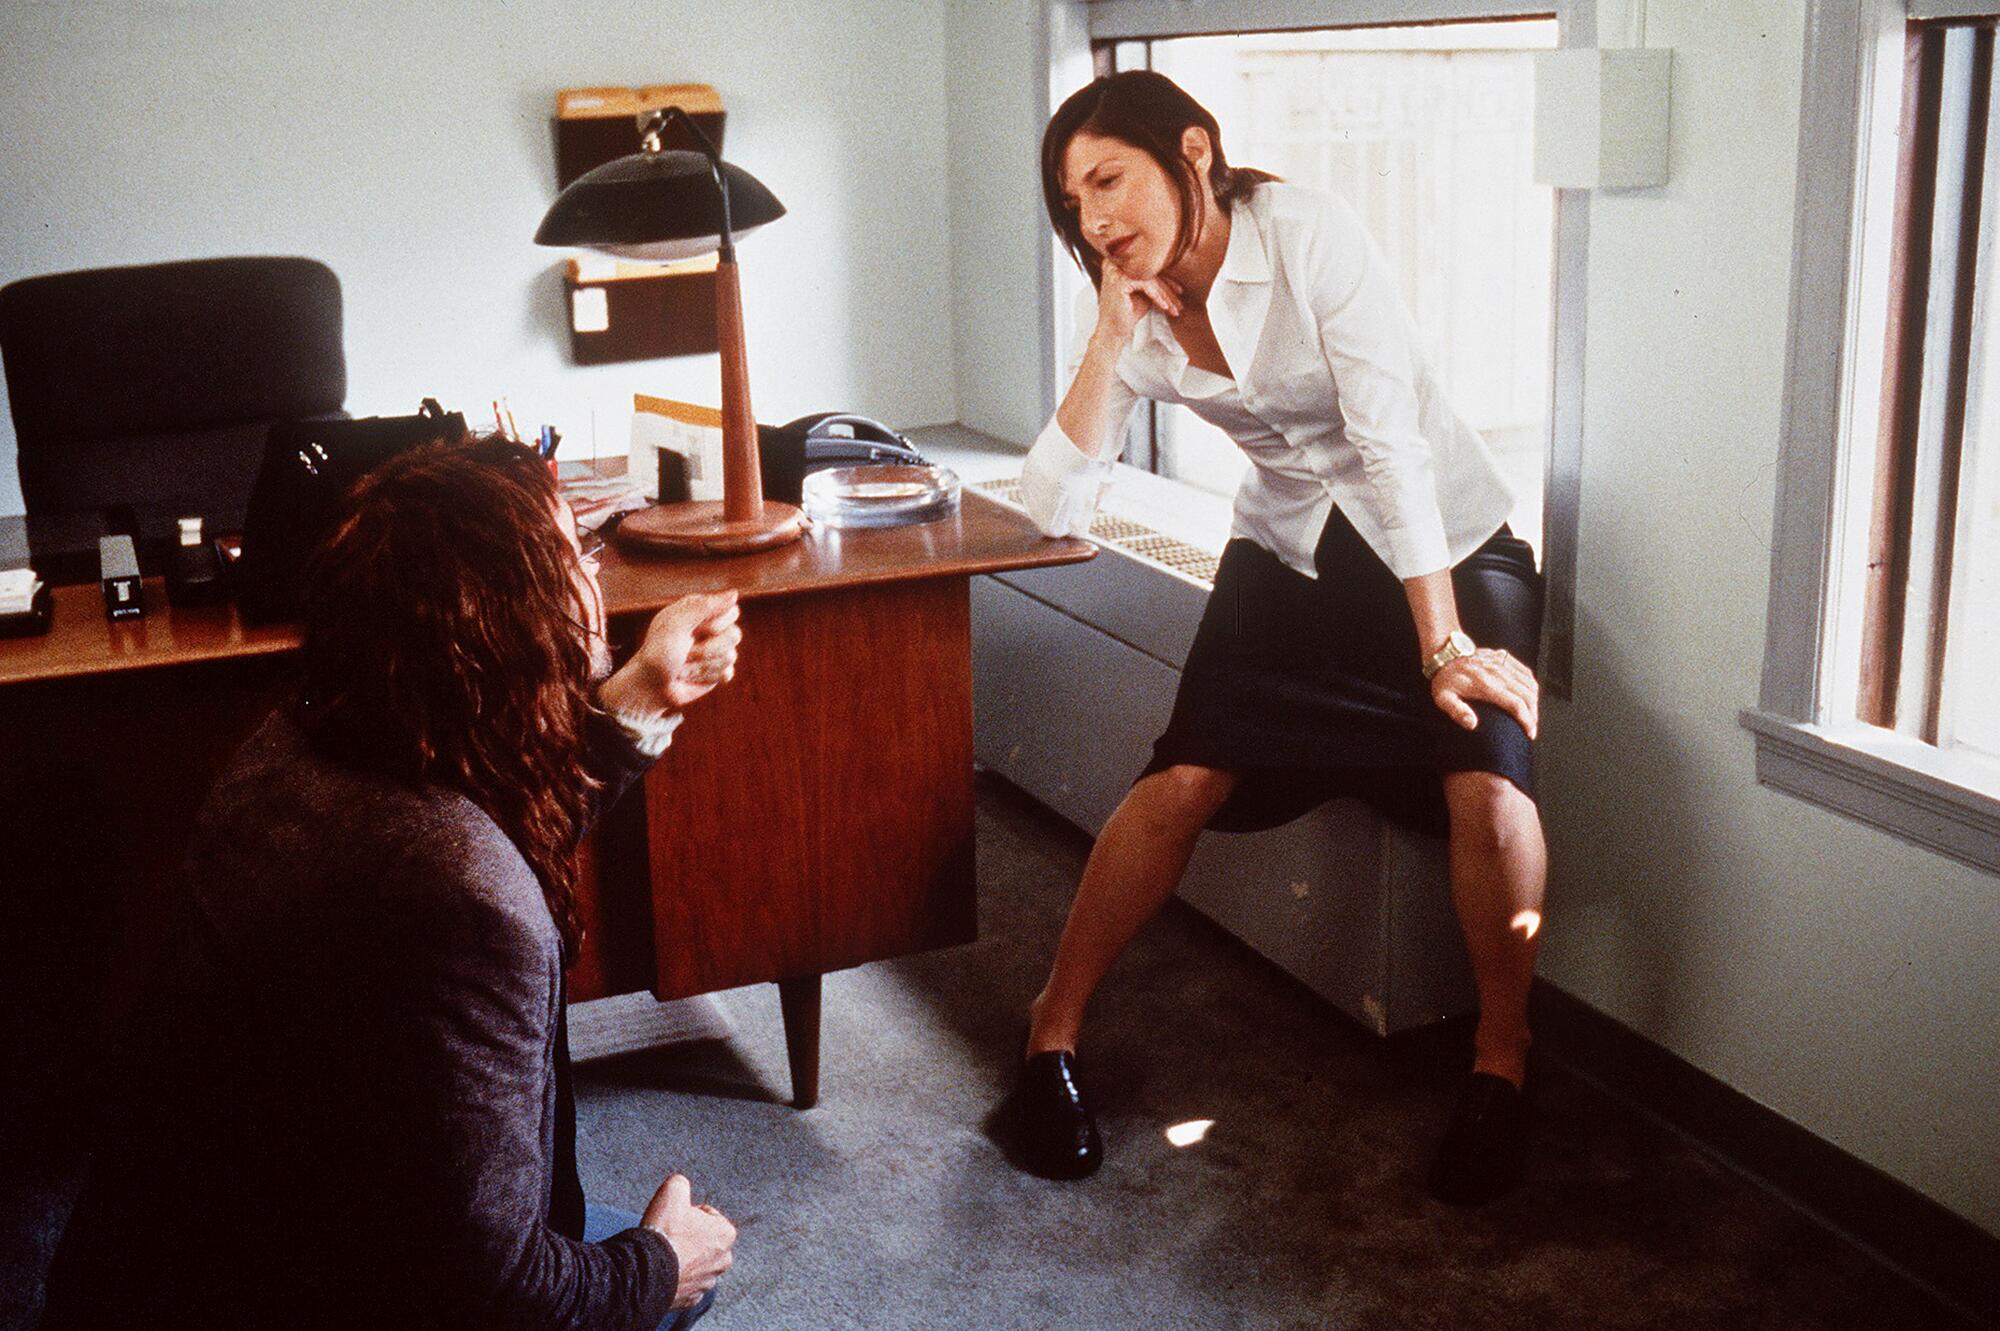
[0,776,1966,1329]
[569,777,1963,1331]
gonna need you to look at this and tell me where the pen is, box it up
[492,400,507,438]
[540,425,556,459]
[504,400,522,444]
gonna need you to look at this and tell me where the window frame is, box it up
[1085,0,1541,40]
[1744,0,2000,874]
[1055,0,1591,695]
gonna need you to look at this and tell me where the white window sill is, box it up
[910,422,1236,557]
[1739,709,2000,875]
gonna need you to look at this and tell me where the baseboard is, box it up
[1531,981,1999,1329]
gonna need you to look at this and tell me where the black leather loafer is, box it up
[1425,1071,1530,1206]
[997,1050,1103,1180]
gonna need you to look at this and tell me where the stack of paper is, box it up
[0,567,41,615]
[565,474,650,532]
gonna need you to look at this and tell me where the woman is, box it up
[1008,71,1546,1206]
[42,437,743,1328]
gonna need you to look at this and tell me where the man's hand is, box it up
[597,591,742,721]
[641,1173,737,1310]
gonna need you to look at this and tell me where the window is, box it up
[1747,0,2000,872]
[1852,19,2000,756]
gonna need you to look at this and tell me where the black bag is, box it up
[236,399,466,623]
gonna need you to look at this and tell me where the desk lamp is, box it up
[536,106,803,554]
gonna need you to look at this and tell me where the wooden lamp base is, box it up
[616,499,807,556]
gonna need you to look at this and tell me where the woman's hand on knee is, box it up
[1430,649,1538,740]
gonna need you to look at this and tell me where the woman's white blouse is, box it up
[1021,182,1515,581]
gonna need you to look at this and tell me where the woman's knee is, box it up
[1130,763,1237,826]
[1443,770,1538,855]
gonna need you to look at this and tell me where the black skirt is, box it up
[1141,503,1543,837]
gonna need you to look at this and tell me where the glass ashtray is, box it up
[801,464,961,528]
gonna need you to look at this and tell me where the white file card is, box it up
[0,567,41,615]
[571,285,610,334]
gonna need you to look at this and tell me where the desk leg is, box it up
[777,974,822,1109]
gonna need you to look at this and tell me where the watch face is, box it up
[1425,631,1476,680]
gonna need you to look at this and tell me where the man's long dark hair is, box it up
[299,434,599,959]
[1041,70,1277,287]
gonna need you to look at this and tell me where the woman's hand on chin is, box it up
[1430,649,1539,740]
[1092,264,1183,349]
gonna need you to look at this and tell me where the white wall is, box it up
[1535,0,2000,1235]
[946,0,1063,444]
[0,0,957,516]
[942,0,2000,1238]
[943,0,1104,441]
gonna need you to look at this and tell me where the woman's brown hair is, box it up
[299,434,600,960]
[1041,69,1276,287]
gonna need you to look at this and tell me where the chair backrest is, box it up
[0,256,346,544]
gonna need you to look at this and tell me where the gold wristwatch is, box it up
[1423,630,1476,681]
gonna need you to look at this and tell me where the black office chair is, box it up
[0,256,346,575]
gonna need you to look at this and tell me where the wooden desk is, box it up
[0,494,1090,1115]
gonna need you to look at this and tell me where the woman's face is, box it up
[554,498,613,681]
[1060,131,1187,281]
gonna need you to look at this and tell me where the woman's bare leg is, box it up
[1441,771,1547,1087]
[1026,764,1238,1056]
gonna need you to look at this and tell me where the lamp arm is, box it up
[640,106,736,264]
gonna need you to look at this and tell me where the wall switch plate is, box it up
[1534,47,1673,189]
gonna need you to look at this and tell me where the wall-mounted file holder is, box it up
[566,255,721,364]
[552,84,728,364]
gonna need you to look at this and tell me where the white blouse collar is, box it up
[1214,196,1271,286]
[1136,196,1275,375]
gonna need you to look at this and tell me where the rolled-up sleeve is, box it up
[1020,291,1137,537]
[1303,203,1453,579]
[1022,420,1117,537]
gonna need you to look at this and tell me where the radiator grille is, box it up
[973,478,1220,585]
[1117,534,1220,581]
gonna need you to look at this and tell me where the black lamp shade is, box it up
[534,150,785,262]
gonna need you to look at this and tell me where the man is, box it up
[43,436,740,1329]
